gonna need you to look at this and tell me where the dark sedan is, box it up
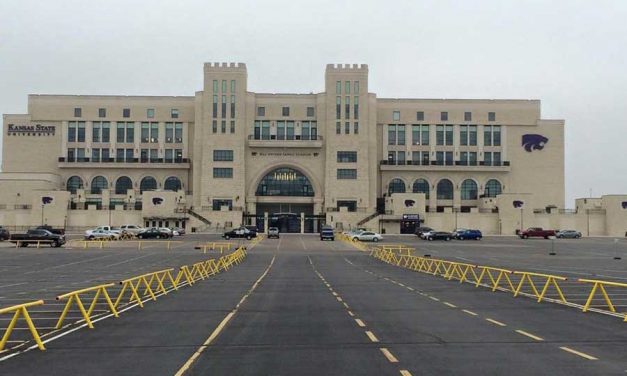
[137,228,172,239]
[223,227,257,240]
[426,231,452,241]
[0,226,9,241]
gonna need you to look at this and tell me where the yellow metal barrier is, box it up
[56,284,118,329]
[197,242,233,254]
[579,279,627,320]
[114,269,176,308]
[513,271,567,303]
[174,265,195,286]
[475,266,516,292]
[0,300,45,351]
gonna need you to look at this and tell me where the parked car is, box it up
[120,224,144,236]
[223,227,257,240]
[519,227,556,239]
[10,229,66,247]
[0,227,10,241]
[426,231,453,241]
[136,227,171,239]
[352,231,383,242]
[35,225,65,236]
[455,229,483,240]
[84,229,119,240]
[170,227,185,236]
[245,225,259,234]
[556,230,582,239]
[268,227,280,239]
[320,228,335,241]
[415,227,434,239]
[452,228,468,238]
[158,228,175,238]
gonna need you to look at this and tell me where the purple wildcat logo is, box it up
[522,134,548,152]
[622,201,627,209]
[41,196,53,205]
[152,197,164,205]
[404,199,415,207]
[513,200,524,208]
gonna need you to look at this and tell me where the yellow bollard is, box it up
[100,241,104,249]
[167,241,171,251]
[138,241,142,250]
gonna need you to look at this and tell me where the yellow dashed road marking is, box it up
[379,347,399,363]
[332,292,338,296]
[443,302,457,308]
[486,318,506,327]
[407,287,415,291]
[336,297,343,302]
[365,331,379,343]
[347,310,355,317]
[515,329,544,341]
[400,370,413,376]
[355,319,366,327]
[429,296,440,302]
[559,346,598,360]
[462,309,478,316]
[343,302,350,309]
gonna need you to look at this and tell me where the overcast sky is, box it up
[1,0,625,206]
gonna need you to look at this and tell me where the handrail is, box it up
[56,283,118,329]
[0,300,46,351]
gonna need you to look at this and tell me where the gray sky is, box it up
[1,0,626,206]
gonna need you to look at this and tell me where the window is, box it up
[354,96,359,119]
[68,122,76,142]
[336,122,341,135]
[345,122,350,134]
[393,111,400,121]
[74,108,82,117]
[76,122,85,142]
[284,121,293,140]
[277,121,285,140]
[336,81,341,94]
[345,96,350,119]
[354,122,359,134]
[435,151,454,165]
[212,120,217,133]
[221,120,226,133]
[213,80,218,92]
[221,80,227,92]
[92,148,100,162]
[126,148,133,161]
[337,169,357,179]
[117,122,125,143]
[354,81,359,94]
[440,112,448,121]
[164,176,182,191]
[67,148,75,162]
[282,106,290,116]
[412,179,430,199]
[484,179,502,197]
[213,168,233,178]
[460,151,478,165]
[388,178,406,194]
[436,125,453,145]
[102,122,110,142]
[175,149,183,163]
[92,122,101,142]
[116,149,125,162]
[484,125,501,146]
[336,96,341,119]
[150,122,158,142]
[397,125,406,145]
[147,108,155,118]
[98,108,106,118]
[436,179,453,200]
[213,95,218,118]
[485,152,502,166]
[397,151,406,164]
[488,112,496,121]
[213,150,234,161]
[261,121,270,139]
[257,107,265,117]
[66,176,83,194]
[230,95,235,118]
[445,125,453,145]
[149,149,158,162]
[91,176,108,194]
[461,179,478,200]
[221,95,226,118]
[337,200,357,212]
[301,121,317,140]
[411,124,429,145]
[140,176,157,193]
[166,123,174,143]
[412,151,429,165]
[307,106,315,117]
[115,176,132,194]
[345,81,350,94]
[493,125,501,146]
[230,80,236,92]
[255,167,314,196]
[416,111,424,121]
[123,108,130,118]
[76,148,86,161]
[230,120,235,134]
[212,199,233,211]
[165,149,173,163]
[388,125,396,145]
[337,151,357,163]
[171,109,179,119]
[140,149,148,163]
[436,125,444,145]
[464,112,472,121]
[126,122,134,143]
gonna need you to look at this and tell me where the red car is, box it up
[519,227,556,239]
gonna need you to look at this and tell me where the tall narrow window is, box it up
[277,121,285,140]
[102,122,110,142]
[469,125,477,146]
[175,122,183,142]
[221,80,227,92]
[166,122,174,143]
[436,125,444,145]
[286,121,294,140]
[230,95,235,118]
[336,122,341,135]
[397,125,406,145]
[345,122,350,134]
[354,81,359,94]
[336,96,341,119]
[212,120,217,133]
[117,122,125,143]
[421,125,430,145]
[262,121,270,140]
[213,95,218,118]
[345,96,350,119]
[460,125,468,146]
[302,121,310,140]
[354,96,359,119]
[150,122,159,143]
[221,120,226,133]
[141,122,149,143]
[254,121,261,140]
[345,81,350,94]
[336,81,341,94]
[92,122,101,142]
[213,80,218,92]
[388,125,396,145]
[354,122,359,134]
[221,95,226,118]
[68,122,77,142]
[230,120,235,133]
[230,80,236,92]
[445,125,454,146]
[484,126,493,146]
[76,122,85,142]
[493,125,501,146]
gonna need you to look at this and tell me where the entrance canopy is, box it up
[255,167,314,197]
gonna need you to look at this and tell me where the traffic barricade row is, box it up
[0,247,249,353]
[368,245,627,322]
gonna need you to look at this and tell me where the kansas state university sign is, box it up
[7,124,56,136]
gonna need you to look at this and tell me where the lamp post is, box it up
[41,203,45,226]
[520,207,524,233]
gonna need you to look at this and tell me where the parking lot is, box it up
[1,234,627,375]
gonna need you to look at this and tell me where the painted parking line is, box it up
[559,346,598,360]
[515,329,544,341]
[380,347,399,363]
[485,318,507,327]
[355,319,366,327]
[365,331,379,343]
[400,370,413,376]
[443,302,457,308]
[462,309,478,316]
[347,310,355,317]
[429,296,440,302]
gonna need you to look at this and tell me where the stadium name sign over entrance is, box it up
[7,124,56,136]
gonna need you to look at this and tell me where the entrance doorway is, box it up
[256,203,314,233]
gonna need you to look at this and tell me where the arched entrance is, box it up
[253,167,319,233]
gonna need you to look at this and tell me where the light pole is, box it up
[520,207,524,233]
[41,204,45,226]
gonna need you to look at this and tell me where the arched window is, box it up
[140,176,157,194]
[66,176,83,194]
[91,176,108,194]
[436,179,453,200]
[412,179,430,199]
[461,179,478,200]
[256,167,314,196]
[115,176,133,195]
[164,176,182,191]
[485,179,502,198]
[388,178,406,194]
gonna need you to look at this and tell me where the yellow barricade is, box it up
[114,269,176,308]
[197,242,233,254]
[56,283,118,329]
[579,278,627,320]
[81,240,108,249]
[445,262,480,283]
[174,265,195,287]
[513,271,567,303]
[0,300,45,351]
[475,266,516,292]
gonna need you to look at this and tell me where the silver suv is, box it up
[268,227,280,239]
